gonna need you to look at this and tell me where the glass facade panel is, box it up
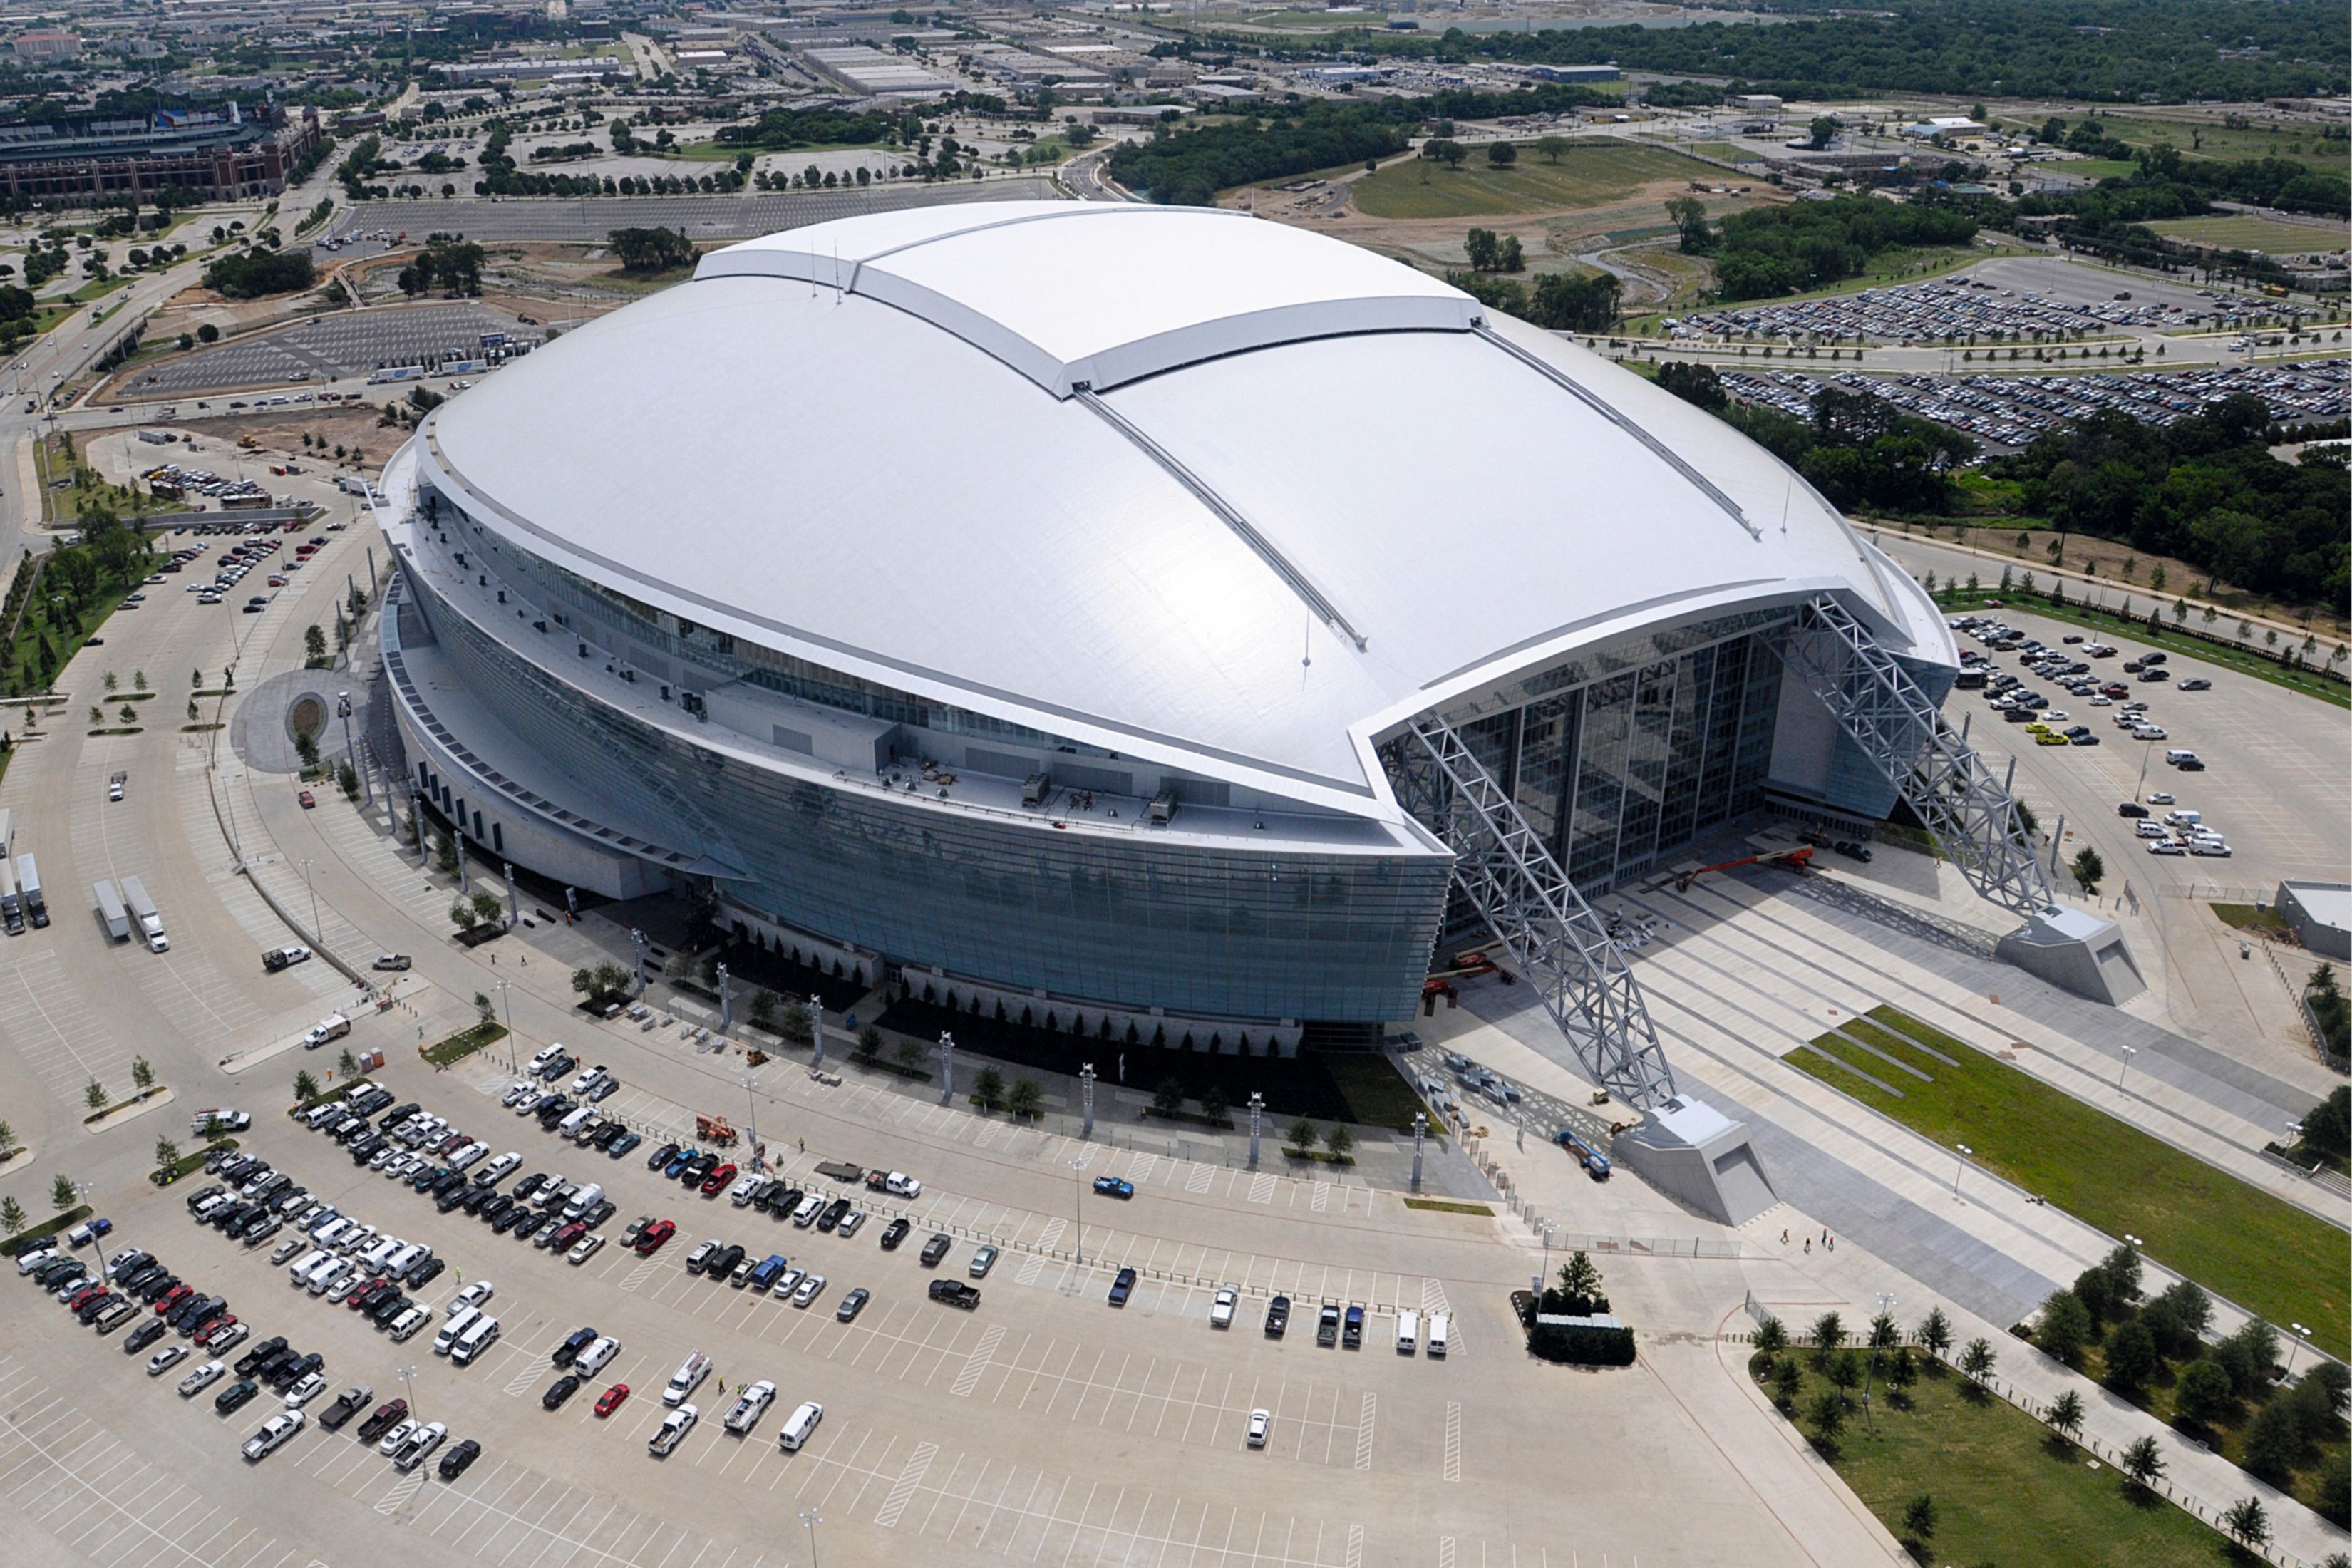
[403,565,1448,1025]
[1454,612,1788,908]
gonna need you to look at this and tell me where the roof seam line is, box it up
[1073,388,1369,653]
[1472,323,1761,541]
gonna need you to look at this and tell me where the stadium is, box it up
[378,202,2120,1211]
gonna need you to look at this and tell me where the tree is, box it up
[2241,1393,2304,1486]
[1754,1316,1789,1361]
[2299,1083,2349,1163]
[2070,846,2105,894]
[470,889,504,927]
[153,1137,180,1177]
[2216,1318,2280,1397]
[1959,1337,1996,1383]
[0,1120,11,1152]
[1918,1306,1953,1360]
[1151,1078,1185,1118]
[1807,1387,1845,1439]
[1664,195,1711,254]
[854,1024,882,1063]
[2141,1279,2212,1358]
[1006,1077,1043,1119]
[972,1064,1006,1112]
[2036,1290,2092,1366]
[1322,1123,1354,1159]
[1485,141,1517,168]
[1558,1251,1605,1302]
[0,1195,24,1234]
[450,899,478,932]
[2172,1358,2235,1425]
[609,226,698,273]
[294,1069,319,1103]
[2222,1496,2269,1549]
[197,322,220,344]
[130,1055,153,1090]
[1827,1349,1862,1399]
[2120,1435,2165,1491]
[1421,138,1466,170]
[1199,1083,1228,1124]
[1535,133,1569,163]
[50,1173,74,1212]
[1810,1311,1845,1366]
[1867,1311,1899,1357]
[1463,227,1500,271]
[893,1037,924,1073]
[1899,1494,1936,1546]
[2314,1451,2351,1530]
[84,1079,108,1112]
[2047,1388,2085,1443]
[747,989,778,1033]
[1770,1356,1802,1409]
[1285,1116,1317,1152]
[2103,1319,2158,1392]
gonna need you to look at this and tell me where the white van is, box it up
[2163,808,2202,826]
[2163,750,2199,768]
[562,1182,605,1222]
[557,1106,595,1139]
[778,1400,823,1452]
[312,1217,354,1249]
[1396,1309,1419,1355]
[386,1243,427,1276]
[306,1257,353,1296]
[359,1237,403,1272]
[434,1305,483,1356]
[1427,1313,1450,1358]
[450,1316,500,1366]
[288,1248,329,1285]
[664,1351,711,1406]
[388,1306,431,1342]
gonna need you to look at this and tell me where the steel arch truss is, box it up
[1778,595,2053,916]
[1384,716,1678,1108]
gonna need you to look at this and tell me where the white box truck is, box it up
[94,880,130,942]
[16,852,44,928]
[120,876,167,952]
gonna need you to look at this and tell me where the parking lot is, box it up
[1673,257,2314,344]
[123,306,529,396]
[319,178,1061,247]
[1719,356,2347,448]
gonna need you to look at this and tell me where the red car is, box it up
[154,1283,192,1315]
[698,1163,737,1197]
[633,1219,674,1256]
[594,1383,630,1418]
[297,790,316,809]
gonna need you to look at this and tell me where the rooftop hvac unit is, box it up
[1148,790,1176,825]
[1022,773,1049,808]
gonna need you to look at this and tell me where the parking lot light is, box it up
[798,1509,823,1568]
[1951,1143,1972,1197]
[1069,1155,1087,1267]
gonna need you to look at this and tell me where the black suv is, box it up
[879,1218,911,1251]
[919,1233,951,1267]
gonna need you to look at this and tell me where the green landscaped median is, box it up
[1794,1007,2348,1356]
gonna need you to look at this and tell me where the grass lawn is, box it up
[1795,1007,2348,1356]
[2209,903,2292,935]
[2147,214,2343,255]
[1351,143,1725,220]
[2098,114,2350,177]
[1759,1351,2239,1566]
[2062,158,2142,181]
[423,1021,507,1068]
[1928,590,2348,710]
[1321,1051,1443,1134]
[1679,140,1760,163]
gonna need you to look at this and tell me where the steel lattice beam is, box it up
[1778,596,2054,916]
[1383,716,1678,1108]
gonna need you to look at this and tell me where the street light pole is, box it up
[398,1363,419,1424]
[740,1074,760,1172]
[1079,1062,1095,1140]
[1069,1156,1086,1267]
[1410,1113,1428,1194]
[1247,1092,1264,1170]
[495,977,515,1072]
[1952,1143,1973,1196]
[798,1508,823,1568]
[2118,1044,2137,1089]
[2287,1322,2311,1377]
[937,1033,955,1107]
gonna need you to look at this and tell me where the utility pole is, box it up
[808,994,825,1071]
[937,1032,955,1106]
[1080,1061,1095,1139]
[1411,1113,1427,1193]
[1247,1092,1263,1170]
[741,1073,760,1171]
[716,962,732,1033]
